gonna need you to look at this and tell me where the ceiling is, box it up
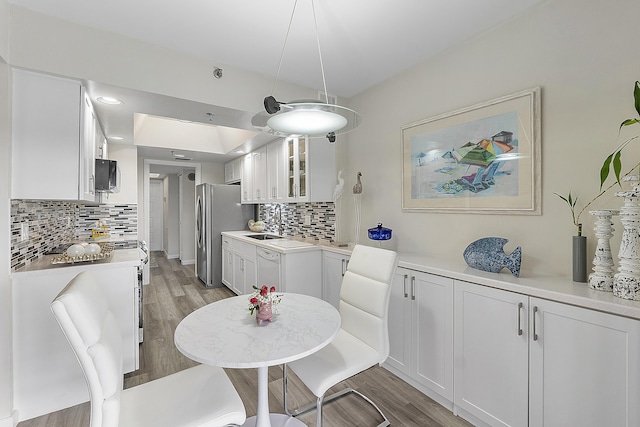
[10,0,546,163]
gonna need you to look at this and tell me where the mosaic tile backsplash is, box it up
[10,199,335,271]
[258,202,336,241]
[11,200,137,271]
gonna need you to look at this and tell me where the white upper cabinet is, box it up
[12,69,98,202]
[285,136,308,202]
[235,135,336,204]
[252,146,267,202]
[241,153,253,203]
[224,157,242,184]
[266,139,286,202]
[285,136,336,203]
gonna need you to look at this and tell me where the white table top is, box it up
[174,293,341,369]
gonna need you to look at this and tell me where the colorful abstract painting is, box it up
[402,88,540,214]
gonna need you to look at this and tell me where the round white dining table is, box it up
[174,293,341,427]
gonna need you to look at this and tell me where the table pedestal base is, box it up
[243,414,306,427]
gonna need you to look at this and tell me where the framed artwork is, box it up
[401,87,541,214]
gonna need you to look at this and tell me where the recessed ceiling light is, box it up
[149,173,161,179]
[235,150,245,154]
[109,136,124,141]
[97,96,123,105]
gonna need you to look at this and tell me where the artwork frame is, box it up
[401,87,541,214]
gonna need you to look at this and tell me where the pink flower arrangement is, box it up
[248,285,282,315]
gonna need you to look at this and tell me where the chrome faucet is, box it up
[274,204,284,236]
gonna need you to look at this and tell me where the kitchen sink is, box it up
[247,234,282,240]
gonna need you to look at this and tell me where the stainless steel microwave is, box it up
[95,159,120,193]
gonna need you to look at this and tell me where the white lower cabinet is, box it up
[222,236,321,297]
[529,297,640,427]
[321,251,350,309]
[221,236,233,288]
[280,250,322,297]
[385,267,454,406]
[454,280,529,427]
[454,280,640,427]
[226,238,256,295]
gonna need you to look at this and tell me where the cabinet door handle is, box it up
[403,274,408,298]
[341,259,346,277]
[517,302,523,336]
[411,276,416,300]
[532,306,539,341]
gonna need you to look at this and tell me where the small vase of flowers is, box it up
[248,285,282,324]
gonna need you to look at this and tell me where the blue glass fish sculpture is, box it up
[463,237,521,277]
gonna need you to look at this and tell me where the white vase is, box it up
[588,210,619,291]
[613,176,640,300]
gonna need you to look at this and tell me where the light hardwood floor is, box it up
[18,252,472,427]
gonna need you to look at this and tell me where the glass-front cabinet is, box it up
[286,136,308,202]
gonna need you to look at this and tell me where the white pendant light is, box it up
[259,0,361,142]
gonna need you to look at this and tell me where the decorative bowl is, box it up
[368,223,392,241]
[248,220,265,232]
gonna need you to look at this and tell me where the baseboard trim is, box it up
[0,410,19,427]
[381,363,454,411]
[180,259,195,266]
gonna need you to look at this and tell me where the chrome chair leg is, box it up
[282,365,390,427]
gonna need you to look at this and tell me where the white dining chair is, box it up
[51,271,246,427]
[283,244,399,427]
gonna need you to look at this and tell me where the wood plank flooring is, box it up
[18,252,472,427]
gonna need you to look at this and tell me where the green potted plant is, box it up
[556,80,640,282]
[600,80,640,188]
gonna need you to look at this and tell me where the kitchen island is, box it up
[11,249,141,422]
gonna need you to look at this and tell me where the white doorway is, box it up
[149,179,164,251]
[142,159,202,285]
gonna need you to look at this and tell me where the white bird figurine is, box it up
[353,172,362,194]
[333,170,345,203]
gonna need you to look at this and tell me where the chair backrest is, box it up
[339,244,399,363]
[50,271,123,427]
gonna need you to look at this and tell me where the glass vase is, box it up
[256,302,273,325]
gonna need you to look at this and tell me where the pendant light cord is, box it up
[270,0,330,104]
[270,0,298,96]
[310,0,329,103]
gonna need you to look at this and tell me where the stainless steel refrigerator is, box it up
[196,183,254,288]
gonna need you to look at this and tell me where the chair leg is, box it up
[283,364,293,416]
[316,395,323,427]
[282,364,390,427]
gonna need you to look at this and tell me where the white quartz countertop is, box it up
[222,230,354,255]
[398,252,640,321]
[11,248,141,278]
[223,232,640,320]
[222,231,326,254]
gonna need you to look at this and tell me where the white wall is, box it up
[105,143,137,204]
[8,5,318,119]
[201,161,224,184]
[0,0,13,423]
[163,175,180,258]
[344,0,640,277]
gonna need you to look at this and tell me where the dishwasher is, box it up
[256,247,282,289]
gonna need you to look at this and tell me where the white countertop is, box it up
[222,230,326,253]
[11,248,141,278]
[224,231,640,320]
[398,252,640,321]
